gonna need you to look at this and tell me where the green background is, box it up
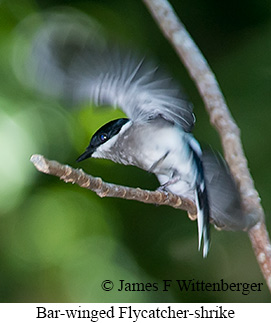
[0,0,271,302]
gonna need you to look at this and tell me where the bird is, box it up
[68,48,218,257]
[25,11,254,257]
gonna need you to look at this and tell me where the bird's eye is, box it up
[100,133,107,141]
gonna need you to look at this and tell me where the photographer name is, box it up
[117,279,263,295]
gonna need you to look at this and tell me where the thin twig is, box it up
[142,0,271,291]
[30,154,197,217]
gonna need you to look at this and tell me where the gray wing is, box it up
[25,10,195,132]
[202,150,257,231]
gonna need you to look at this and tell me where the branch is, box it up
[143,0,271,291]
[30,154,197,217]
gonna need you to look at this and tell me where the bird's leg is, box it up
[157,170,181,192]
[158,176,181,191]
[149,152,181,192]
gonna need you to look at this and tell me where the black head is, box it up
[76,118,130,162]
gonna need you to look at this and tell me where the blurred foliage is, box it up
[0,0,271,302]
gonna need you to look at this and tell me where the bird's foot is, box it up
[157,176,181,194]
[159,176,181,189]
